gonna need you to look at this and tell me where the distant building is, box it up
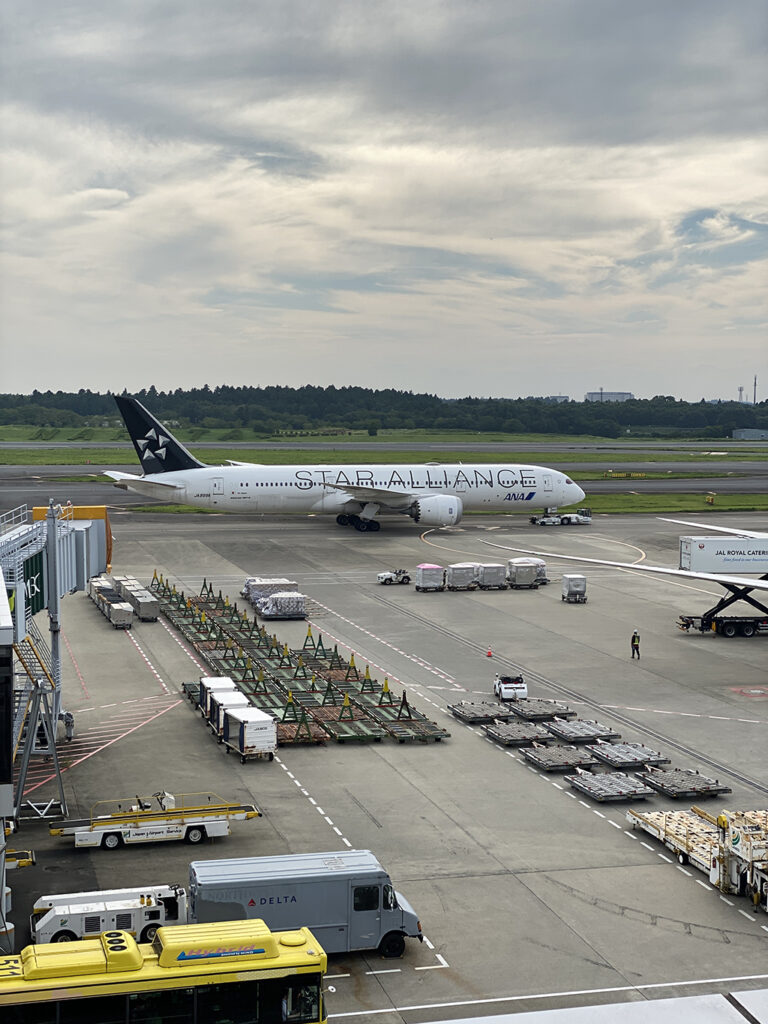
[544,395,570,404]
[584,391,634,403]
[733,428,768,440]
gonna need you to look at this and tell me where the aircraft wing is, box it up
[482,540,768,591]
[103,471,184,499]
[658,518,768,539]
[322,482,416,507]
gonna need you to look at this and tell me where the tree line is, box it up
[1,386,766,438]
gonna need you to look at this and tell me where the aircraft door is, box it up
[212,478,224,495]
[542,474,553,493]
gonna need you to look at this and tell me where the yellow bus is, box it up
[0,918,327,1024]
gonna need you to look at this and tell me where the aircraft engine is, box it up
[410,495,463,527]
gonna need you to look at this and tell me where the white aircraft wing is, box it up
[658,517,768,539]
[322,482,416,507]
[482,540,768,591]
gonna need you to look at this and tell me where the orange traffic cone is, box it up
[486,647,492,657]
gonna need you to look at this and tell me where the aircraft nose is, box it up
[564,477,585,504]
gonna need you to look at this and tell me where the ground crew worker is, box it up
[631,630,640,659]
[63,711,75,742]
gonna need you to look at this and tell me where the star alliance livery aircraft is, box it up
[106,396,585,532]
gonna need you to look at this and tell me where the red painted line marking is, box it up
[62,631,90,698]
[22,700,181,796]
[124,631,170,693]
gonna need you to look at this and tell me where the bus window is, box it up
[353,885,379,912]
[4,1005,55,1024]
[61,994,126,1023]
[128,987,194,1022]
[198,980,260,1024]
[281,979,321,1023]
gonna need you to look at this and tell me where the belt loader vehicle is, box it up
[49,791,261,850]
[189,849,422,958]
[30,883,187,944]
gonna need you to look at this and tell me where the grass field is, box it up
[1,446,764,467]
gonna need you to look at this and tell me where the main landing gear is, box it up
[336,514,381,532]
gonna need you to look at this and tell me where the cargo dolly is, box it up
[585,741,670,769]
[564,768,656,801]
[522,744,600,771]
[448,700,518,724]
[545,718,621,743]
[635,766,732,800]
[508,698,576,722]
[483,721,553,746]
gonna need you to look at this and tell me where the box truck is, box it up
[189,850,422,958]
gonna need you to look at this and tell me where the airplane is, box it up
[483,516,768,634]
[105,396,586,532]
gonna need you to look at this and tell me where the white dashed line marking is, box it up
[640,842,655,851]
[696,880,711,890]
[676,866,692,876]
[623,831,637,840]
[608,820,621,829]
[720,896,734,906]
[738,910,756,922]
[658,854,673,863]
[593,810,605,819]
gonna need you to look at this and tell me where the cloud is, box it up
[1,1,766,400]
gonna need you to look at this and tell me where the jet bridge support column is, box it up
[45,502,62,722]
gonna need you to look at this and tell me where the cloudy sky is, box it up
[2,1,766,401]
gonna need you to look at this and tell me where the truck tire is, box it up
[677,852,689,866]
[378,932,406,958]
[141,923,160,943]
[722,623,737,638]
[383,578,392,585]
[102,832,123,851]
[52,930,78,942]
[185,826,206,845]
[400,576,410,585]
[741,623,756,638]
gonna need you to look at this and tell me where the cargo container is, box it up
[222,706,277,763]
[198,676,237,717]
[562,574,587,603]
[508,563,539,589]
[679,536,768,574]
[414,564,445,592]
[476,563,507,590]
[446,563,479,591]
[507,557,549,585]
[189,850,422,957]
[209,691,251,739]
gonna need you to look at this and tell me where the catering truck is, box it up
[189,849,422,958]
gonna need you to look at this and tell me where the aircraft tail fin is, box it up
[114,395,206,474]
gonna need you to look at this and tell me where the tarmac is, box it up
[7,510,768,1022]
